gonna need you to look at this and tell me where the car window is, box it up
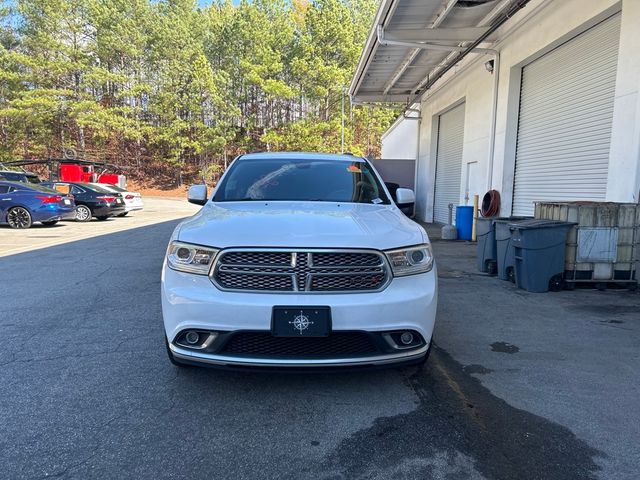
[214,158,390,204]
[0,185,9,194]
[1,172,21,181]
[26,176,40,184]
[52,184,71,194]
[71,185,85,195]
[12,183,59,194]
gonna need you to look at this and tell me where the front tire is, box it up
[75,205,92,222]
[7,207,32,229]
[41,220,59,227]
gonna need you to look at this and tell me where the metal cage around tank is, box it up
[534,202,639,286]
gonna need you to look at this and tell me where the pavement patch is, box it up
[322,345,603,480]
[490,342,520,354]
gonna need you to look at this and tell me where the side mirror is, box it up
[395,188,415,206]
[395,188,415,218]
[187,184,208,206]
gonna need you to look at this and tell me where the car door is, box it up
[70,185,89,205]
[0,184,11,219]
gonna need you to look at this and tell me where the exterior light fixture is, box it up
[484,59,495,73]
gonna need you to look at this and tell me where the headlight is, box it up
[166,241,218,274]
[385,244,434,276]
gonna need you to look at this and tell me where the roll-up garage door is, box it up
[512,13,621,216]
[434,103,465,223]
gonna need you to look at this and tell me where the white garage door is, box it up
[512,13,621,216]
[434,103,465,223]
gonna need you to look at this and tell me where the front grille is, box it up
[220,332,379,358]
[212,250,389,293]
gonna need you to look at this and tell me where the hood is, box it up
[176,201,426,250]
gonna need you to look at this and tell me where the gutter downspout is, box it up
[487,50,500,191]
[413,110,422,220]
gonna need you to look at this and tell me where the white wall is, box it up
[412,0,634,222]
[415,64,494,222]
[607,0,640,203]
[381,111,419,160]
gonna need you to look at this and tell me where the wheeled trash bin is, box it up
[494,217,530,281]
[509,219,576,293]
[476,217,496,273]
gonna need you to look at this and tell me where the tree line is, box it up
[0,0,397,184]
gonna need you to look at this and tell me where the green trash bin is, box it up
[509,219,576,293]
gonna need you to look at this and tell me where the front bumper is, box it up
[161,264,437,368]
[169,342,430,368]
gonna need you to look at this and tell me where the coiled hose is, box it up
[480,189,501,217]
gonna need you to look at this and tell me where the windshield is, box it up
[213,158,390,204]
[84,183,116,193]
[0,171,40,183]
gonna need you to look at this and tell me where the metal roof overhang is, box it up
[349,0,529,105]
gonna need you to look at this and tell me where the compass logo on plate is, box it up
[289,311,314,334]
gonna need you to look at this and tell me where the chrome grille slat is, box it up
[211,249,389,293]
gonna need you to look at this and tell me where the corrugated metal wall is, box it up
[512,13,622,216]
[434,103,465,223]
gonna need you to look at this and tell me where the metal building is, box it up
[350,0,640,222]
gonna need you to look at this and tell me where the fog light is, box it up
[400,332,414,345]
[185,331,200,345]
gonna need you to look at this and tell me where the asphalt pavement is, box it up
[0,201,638,479]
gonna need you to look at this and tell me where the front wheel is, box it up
[41,220,59,227]
[75,205,92,222]
[7,207,32,229]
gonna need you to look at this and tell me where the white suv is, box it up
[161,152,437,369]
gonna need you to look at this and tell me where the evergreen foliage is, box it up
[0,0,397,183]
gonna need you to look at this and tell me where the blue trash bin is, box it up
[456,206,473,241]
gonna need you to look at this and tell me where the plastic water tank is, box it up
[456,206,474,241]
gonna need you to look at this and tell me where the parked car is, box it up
[90,183,143,216]
[42,181,126,221]
[0,181,76,229]
[0,169,41,184]
[162,152,436,370]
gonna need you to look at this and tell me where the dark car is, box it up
[42,181,126,221]
[0,169,41,184]
[0,181,76,229]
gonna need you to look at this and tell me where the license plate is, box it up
[63,199,71,205]
[117,199,122,204]
[271,307,331,337]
